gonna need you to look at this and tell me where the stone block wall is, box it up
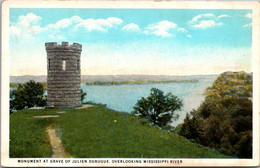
[45,42,82,108]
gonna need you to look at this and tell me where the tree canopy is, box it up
[178,71,252,158]
[10,80,46,113]
[133,88,183,127]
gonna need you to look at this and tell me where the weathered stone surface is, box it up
[46,42,82,108]
[47,80,80,84]
[49,97,81,102]
[47,91,81,97]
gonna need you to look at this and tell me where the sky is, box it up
[9,8,252,76]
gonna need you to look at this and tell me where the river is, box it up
[80,76,217,127]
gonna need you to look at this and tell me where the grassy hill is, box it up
[10,106,231,158]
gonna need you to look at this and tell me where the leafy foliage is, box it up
[10,80,46,113]
[178,71,252,158]
[133,88,183,127]
[80,89,87,103]
[10,82,46,90]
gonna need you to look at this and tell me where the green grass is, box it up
[10,109,57,158]
[85,79,199,85]
[10,107,231,158]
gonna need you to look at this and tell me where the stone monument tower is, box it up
[45,42,82,108]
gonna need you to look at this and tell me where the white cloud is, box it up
[143,30,149,35]
[71,15,84,22]
[122,23,141,32]
[9,13,46,39]
[11,13,196,40]
[74,19,109,32]
[188,13,224,29]
[178,27,187,33]
[28,25,45,34]
[47,18,72,29]
[153,29,173,37]
[107,17,123,25]
[189,13,215,24]
[243,23,252,28]
[143,21,191,38]
[244,13,252,19]
[193,20,223,29]
[73,17,123,32]
[217,15,230,19]
[17,13,42,28]
[178,27,192,38]
[243,13,252,28]
[48,16,123,32]
[147,20,177,30]
[144,21,177,37]
[10,13,124,40]
[10,26,21,36]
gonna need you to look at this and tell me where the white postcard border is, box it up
[1,0,260,167]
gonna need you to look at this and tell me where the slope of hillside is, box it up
[10,106,231,158]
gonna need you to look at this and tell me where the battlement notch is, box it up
[45,42,82,51]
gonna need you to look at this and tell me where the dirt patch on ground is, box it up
[75,104,93,109]
[33,115,60,118]
[57,111,66,114]
[47,126,71,158]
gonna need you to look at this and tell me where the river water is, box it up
[80,76,216,126]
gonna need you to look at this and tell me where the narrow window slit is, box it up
[62,60,66,71]
[77,60,80,70]
[48,59,50,70]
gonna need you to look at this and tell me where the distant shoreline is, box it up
[85,79,199,86]
[10,74,220,83]
[10,79,199,89]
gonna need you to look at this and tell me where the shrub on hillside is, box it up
[179,111,203,142]
[10,80,46,113]
[81,89,87,103]
[178,71,252,158]
[133,88,183,127]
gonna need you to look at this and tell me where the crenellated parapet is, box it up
[45,42,82,52]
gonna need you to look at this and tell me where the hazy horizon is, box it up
[10,9,252,76]
[10,69,254,78]
[10,71,251,77]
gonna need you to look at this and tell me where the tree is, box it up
[80,89,87,103]
[133,88,183,127]
[179,111,202,141]
[10,80,46,113]
[178,71,252,158]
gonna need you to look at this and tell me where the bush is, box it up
[179,111,202,141]
[80,89,87,103]
[10,80,46,113]
[133,88,183,127]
